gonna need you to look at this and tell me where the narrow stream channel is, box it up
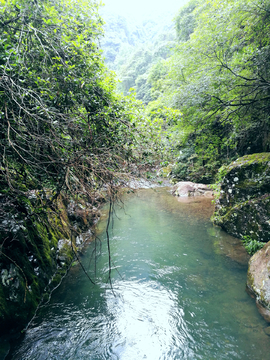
[8,188,270,359]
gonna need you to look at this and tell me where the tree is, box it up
[160,0,270,180]
[174,0,199,42]
[0,0,137,202]
[0,0,141,281]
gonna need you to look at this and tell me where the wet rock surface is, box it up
[213,153,270,241]
[0,194,98,336]
[263,326,270,336]
[208,226,250,266]
[247,241,270,322]
[171,181,214,197]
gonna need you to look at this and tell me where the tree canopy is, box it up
[0,0,139,202]
[144,0,270,182]
[0,0,153,255]
[2,0,270,195]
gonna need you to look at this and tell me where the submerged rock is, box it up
[171,181,214,197]
[247,241,270,322]
[209,226,250,266]
[213,153,270,241]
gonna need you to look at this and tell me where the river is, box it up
[7,187,270,359]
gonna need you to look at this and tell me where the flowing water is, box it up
[6,188,270,359]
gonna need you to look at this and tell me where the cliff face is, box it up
[0,193,100,335]
[213,153,270,242]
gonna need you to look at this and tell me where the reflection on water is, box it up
[103,281,193,360]
[7,188,270,359]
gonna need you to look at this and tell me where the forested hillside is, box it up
[101,11,176,102]
[161,0,270,182]
[0,0,135,202]
[102,0,270,183]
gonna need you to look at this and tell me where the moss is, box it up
[214,195,270,241]
[227,152,270,169]
[0,185,98,335]
[0,194,75,334]
[213,153,270,246]
[247,271,254,288]
[217,153,270,183]
[50,273,62,287]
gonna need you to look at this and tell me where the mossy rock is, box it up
[213,195,270,241]
[0,192,91,335]
[217,153,270,206]
[213,153,270,242]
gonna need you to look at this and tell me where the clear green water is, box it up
[8,188,270,359]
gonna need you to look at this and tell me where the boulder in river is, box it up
[247,241,270,322]
[171,181,214,197]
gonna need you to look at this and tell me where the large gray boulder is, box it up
[247,241,270,322]
[213,153,270,241]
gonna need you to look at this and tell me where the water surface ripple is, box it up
[9,188,270,359]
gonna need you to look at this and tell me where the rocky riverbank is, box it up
[171,154,270,322]
[212,153,270,321]
[246,242,270,323]
[0,192,102,335]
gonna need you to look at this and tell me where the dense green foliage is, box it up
[1,0,269,332]
[3,0,267,189]
[242,236,264,255]
[116,31,175,103]
[0,0,142,207]
[102,0,270,184]
[101,12,173,68]
[149,0,270,182]
[174,0,198,42]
